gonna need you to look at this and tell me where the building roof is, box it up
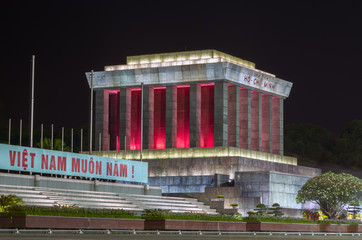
[85,50,292,98]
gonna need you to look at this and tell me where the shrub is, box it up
[142,209,242,222]
[217,195,224,198]
[231,203,238,207]
[247,210,256,216]
[1,205,139,219]
[254,203,268,216]
[142,209,171,220]
[268,203,284,217]
[0,194,24,212]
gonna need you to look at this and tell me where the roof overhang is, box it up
[86,61,292,98]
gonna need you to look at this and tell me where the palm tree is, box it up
[36,138,70,151]
[0,194,24,212]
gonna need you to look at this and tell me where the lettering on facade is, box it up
[9,149,35,171]
[243,73,275,90]
[4,146,142,182]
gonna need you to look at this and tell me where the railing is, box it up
[0,229,360,236]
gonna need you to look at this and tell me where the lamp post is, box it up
[90,70,94,154]
[30,55,35,148]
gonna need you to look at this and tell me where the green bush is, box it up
[0,194,24,212]
[268,203,284,217]
[247,210,256,216]
[243,216,316,224]
[254,203,268,216]
[1,205,139,219]
[142,209,242,222]
[141,209,172,220]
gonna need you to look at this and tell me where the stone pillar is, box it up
[258,92,262,152]
[94,179,99,191]
[280,99,284,155]
[272,97,284,155]
[142,86,150,150]
[214,82,228,147]
[34,174,41,187]
[95,89,109,151]
[119,88,126,150]
[172,86,177,148]
[125,89,132,150]
[144,184,150,195]
[109,92,120,150]
[269,95,273,153]
[228,84,239,147]
[165,86,175,148]
[250,91,261,151]
[148,88,154,149]
[262,94,272,153]
[239,88,251,149]
[189,83,201,147]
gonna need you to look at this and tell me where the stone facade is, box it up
[87,50,321,215]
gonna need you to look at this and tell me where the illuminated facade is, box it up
[86,50,292,155]
[87,50,322,215]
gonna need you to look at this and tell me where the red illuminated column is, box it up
[228,84,239,147]
[262,94,272,153]
[272,97,283,155]
[251,91,261,151]
[239,88,251,149]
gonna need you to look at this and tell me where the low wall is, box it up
[1,216,361,232]
[0,172,161,196]
[0,216,144,230]
[144,219,247,231]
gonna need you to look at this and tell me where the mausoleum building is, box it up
[86,50,320,216]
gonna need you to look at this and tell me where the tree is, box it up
[36,138,69,151]
[284,123,337,164]
[254,203,268,216]
[0,194,24,212]
[296,171,362,219]
[268,203,284,217]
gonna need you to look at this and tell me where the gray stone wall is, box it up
[148,175,215,193]
[146,156,321,179]
[234,171,310,209]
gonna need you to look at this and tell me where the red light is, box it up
[153,88,166,149]
[130,90,141,150]
[200,85,214,147]
[176,86,190,148]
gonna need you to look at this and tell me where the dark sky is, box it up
[1,1,361,136]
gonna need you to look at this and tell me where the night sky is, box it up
[1,1,361,137]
